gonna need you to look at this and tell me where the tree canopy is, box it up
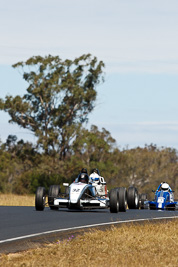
[0,54,105,158]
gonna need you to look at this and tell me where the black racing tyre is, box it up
[35,187,46,211]
[127,186,139,209]
[117,187,127,212]
[140,193,147,209]
[110,188,119,213]
[48,185,61,210]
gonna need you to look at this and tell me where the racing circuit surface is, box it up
[0,206,178,254]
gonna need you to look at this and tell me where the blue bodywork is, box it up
[148,184,177,210]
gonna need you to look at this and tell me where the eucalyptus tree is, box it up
[0,54,104,158]
[72,125,116,167]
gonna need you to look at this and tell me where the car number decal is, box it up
[72,188,81,193]
[158,197,164,203]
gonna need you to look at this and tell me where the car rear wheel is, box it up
[35,187,46,211]
[127,187,139,209]
[110,188,119,213]
[117,187,127,212]
[48,185,61,210]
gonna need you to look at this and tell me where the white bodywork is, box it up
[54,181,108,208]
[92,182,107,196]
[69,182,86,204]
[158,197,164,208]
[89,173,107,196]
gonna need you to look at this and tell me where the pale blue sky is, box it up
[0,0,178,149]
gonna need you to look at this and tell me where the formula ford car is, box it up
[140,183,178,210]
[35,175,139,213]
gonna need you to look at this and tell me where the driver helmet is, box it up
[161,182,169,191]
[90,171,100,184]
[78,173,89,184]
[80,168,88,174]
[91,168,100,176]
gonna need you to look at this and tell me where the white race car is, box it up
[35,174,139,213]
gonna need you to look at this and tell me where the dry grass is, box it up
[0,194,35,206]
[0,220,177,267]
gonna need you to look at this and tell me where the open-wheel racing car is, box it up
[140,182,178,210]
[35,173,139,213]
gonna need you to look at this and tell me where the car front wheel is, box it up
[48,185,61,210]
[35,187,46,211]
[110,188,119,213]
[127,187,139,209]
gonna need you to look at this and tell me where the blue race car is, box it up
[140,182,178,210]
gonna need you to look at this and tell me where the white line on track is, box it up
[0,215,178,244]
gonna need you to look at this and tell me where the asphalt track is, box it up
[0,206,178,253]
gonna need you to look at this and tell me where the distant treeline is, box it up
[0,129,177,198]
